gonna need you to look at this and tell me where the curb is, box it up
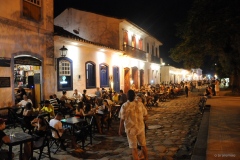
[191,105,211,160]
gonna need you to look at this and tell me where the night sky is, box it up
[54,0,193,68]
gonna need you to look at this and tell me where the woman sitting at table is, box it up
[95,99,111,134]
[40,100,55,118]
[75,102,94,118]
[60,90,73,109]
[23,115,48,160]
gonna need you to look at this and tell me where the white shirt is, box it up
[18,99,32,106]
[49,119,63,138]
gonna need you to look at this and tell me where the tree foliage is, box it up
[170,0,240,84]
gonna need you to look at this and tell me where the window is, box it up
[57,57,73,91]
[23,0,41,21]
[86,61,96,89]
[132,36,136,48]
[139,39,143,50]
[99,64,109,88]
[123,31,128,45]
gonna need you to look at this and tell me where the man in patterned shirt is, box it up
[119,90,148,160]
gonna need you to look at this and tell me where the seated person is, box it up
[0,118,12,159]
[81,89,91,104]
[205,87,211,97]
[112,92,119,104]
[75,102,94,118]
[23,116,48,159]
[49,95,58,105]
[16,86,26,102]
[49,112,79,150]
[60,90,73,109]
[95,99,111,134]
[32,104,40,116]
[53,94,60,104]
[23,102,33,116]
[73,89,82,103]
[17,94,32,107]
[40,100,55,118]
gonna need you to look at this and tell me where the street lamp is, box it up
[59,45,68,57]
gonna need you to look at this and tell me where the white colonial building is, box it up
[160,65,202,84]
[54,8,163,96]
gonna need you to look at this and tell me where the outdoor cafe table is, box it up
[4,132,33,160]
[61,117,86,133]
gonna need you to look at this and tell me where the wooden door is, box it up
[34,84,41,108]
[132,67,138,89]
[124,68,130,93]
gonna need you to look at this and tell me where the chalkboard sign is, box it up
[0,77,10,88]
[34,73,40,84]
[0,57,11,67]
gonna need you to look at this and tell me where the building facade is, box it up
[0,4,163,107]
[54,8,162,96]
[0,0,54,107]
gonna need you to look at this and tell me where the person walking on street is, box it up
[215,79,220,96]
[119,90,148,160]
[211,77,216,96]
[185,82,189,98]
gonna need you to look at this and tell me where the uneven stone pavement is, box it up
[4,91,203,160]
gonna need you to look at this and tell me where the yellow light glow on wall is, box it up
[151,64,159,70]
[111,54,120,66]
[66,45,80,68]
[121,56,130,67]
[130,59,138,67]
[140,61,145,69]
[96,51,106,63]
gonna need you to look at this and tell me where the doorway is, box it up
[140,69,144,88]
[132,67,138,89]
[113,66,120,92]
[14,56,42,107]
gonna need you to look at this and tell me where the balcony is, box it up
[122,45,147,61]
[151,55,160,64]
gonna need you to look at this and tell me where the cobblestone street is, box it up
[4,91,202,160]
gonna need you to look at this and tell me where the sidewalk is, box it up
[206,94,240,160]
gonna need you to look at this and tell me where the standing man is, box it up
[119,90,148,160]
[211,77,216,96]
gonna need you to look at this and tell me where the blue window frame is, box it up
[85,61,96,89]
[57,57,73,91]
[99,63,109,88]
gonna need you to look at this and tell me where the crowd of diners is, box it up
[0,84,187,159]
